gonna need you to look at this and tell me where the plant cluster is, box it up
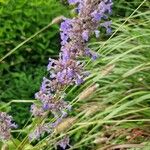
[0,0,150,150]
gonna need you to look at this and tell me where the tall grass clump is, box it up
[0,0,150,150]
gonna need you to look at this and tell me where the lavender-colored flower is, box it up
[82,30,89,41]
[0,112,17,141]
[51,118,63,128]
[30,104,46,117]
[40,77,51,93]
[99,0,113,14]
[100,21,112,34]
[29,124,52,141]
[29,101,71,141]
[95,30,100,38]
[68,0,79,5]
[47,58,55,71]
[57,136,70,149]
[75,74,84,85]
[91,11,102,22]
[31,0,113,142]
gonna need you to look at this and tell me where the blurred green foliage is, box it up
[0,0,69,125]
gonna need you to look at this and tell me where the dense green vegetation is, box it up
[0,0,69,125]
[0,0,150,149]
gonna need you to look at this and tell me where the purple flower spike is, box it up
[31,0,113,142]
[0,112,17,141]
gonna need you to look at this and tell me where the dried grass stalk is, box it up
[101,64,115,76]
[79,84,99,101]
[54,117,77,134]
[84,104,101,117]
[99,144,145,150]
[51,16,64,24]
[1,144,9,150]
[94,137,109,144]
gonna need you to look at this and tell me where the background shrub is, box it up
[0,0,69,126]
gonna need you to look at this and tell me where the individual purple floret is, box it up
[95,30,100,38]
[29,124,52,141]
[0,112,17,141]
[100,21,112,34]
[82,30,89,41]
[56,136,70,149]
[30,0,113,142]
[68,0,79,4]
[30,104,46,117]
